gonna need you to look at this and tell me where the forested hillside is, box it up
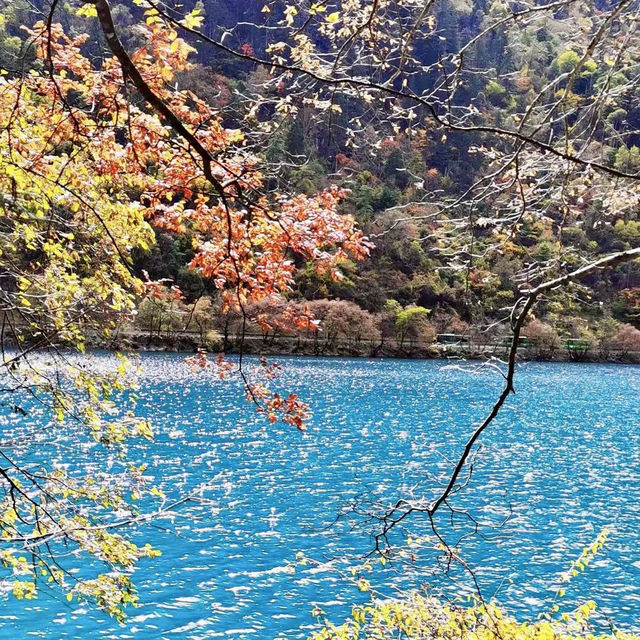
[2,0,639,358]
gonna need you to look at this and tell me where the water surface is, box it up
[1,355,639,638]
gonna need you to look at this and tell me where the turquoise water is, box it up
[1,355,640,638]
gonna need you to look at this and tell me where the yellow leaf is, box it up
[284,6,298,26]
[76,3,98,18]
[183,10,204,29]
[327,12,339,23]
[145,9,160,25]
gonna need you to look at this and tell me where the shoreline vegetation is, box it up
[93,294,640,365]
[100,328,640,365]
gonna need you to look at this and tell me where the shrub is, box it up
[596,316,621,357]
[307,299,380,348]
[395,306,435,347]
[522,319,561,358]
[614,323,640,354]
[307,531,621,640]
[307,594,636,640]
[556,50,580,74]
[485,80,510,107]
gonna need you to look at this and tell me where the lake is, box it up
[1,354,639,638]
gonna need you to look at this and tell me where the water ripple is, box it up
[1,355,639,638]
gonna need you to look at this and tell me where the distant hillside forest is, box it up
[3,0,639,358]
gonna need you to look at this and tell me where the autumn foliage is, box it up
[23,15,368,309]
[0,7,369,618]
[6,13,369,426]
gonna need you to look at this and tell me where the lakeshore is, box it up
[102,329,640,364]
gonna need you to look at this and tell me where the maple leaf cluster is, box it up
[24,16,370,315]
[85,19,359,287]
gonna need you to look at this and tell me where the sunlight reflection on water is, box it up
[1,354,639,638]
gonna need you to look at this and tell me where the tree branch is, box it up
[375,247,640,545]
[92,0,227,199]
